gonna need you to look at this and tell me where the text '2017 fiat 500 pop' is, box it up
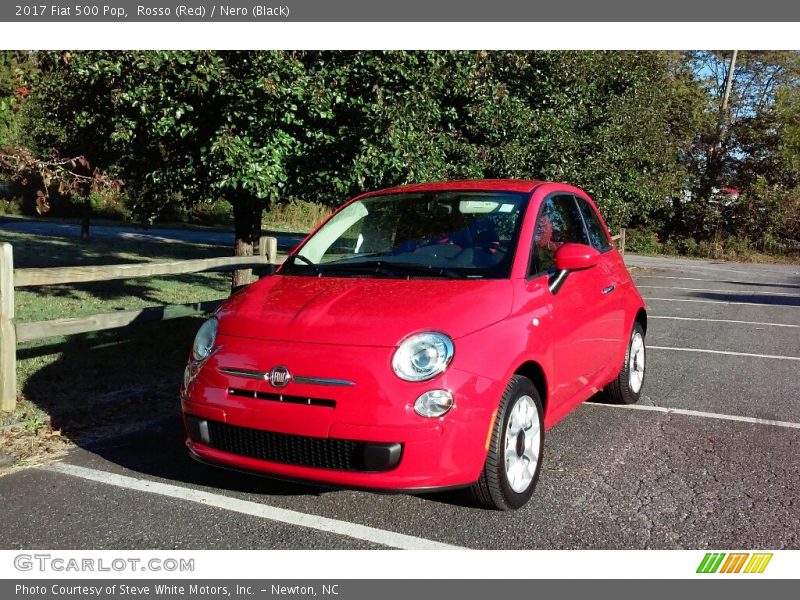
[181,180,647,510]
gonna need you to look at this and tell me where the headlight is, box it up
[192,317,218,361]
[392,332,454,382]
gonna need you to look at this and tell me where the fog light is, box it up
[414,390,454,418]
[185,415,210,444]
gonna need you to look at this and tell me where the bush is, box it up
[759,233,788,255]
[262,199,332,233]
[676,237,698,256]
[720,236,751,259]
[728,181,800,255]
[624,229,662,254]
[88,190,131,221]
[0,197,22,215]
[184,198,234,226]
[691,240,717,259]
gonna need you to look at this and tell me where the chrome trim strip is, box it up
[219,368,355,387]
[292,376,356,387]
[219,367,267,380]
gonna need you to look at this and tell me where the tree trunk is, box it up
[80,195,91,240]
[231,193,263,291]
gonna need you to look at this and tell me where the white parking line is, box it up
[645,297,798,308]
[43,463,464,550]
[649,345,800,361]
[650,316,800,328]
[590,402,800,430]
[636,275,800,289]
[639,285,800,297]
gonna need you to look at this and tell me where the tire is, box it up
[604,321,646,404]
[470,375,544,510]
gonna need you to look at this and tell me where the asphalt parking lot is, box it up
[0,254,798,550]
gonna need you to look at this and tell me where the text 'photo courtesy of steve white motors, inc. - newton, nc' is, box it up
[16,583,337,598]
[13,4,290,19]
[16,584,282,598]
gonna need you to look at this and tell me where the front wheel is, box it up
[604,321,646,404]
[470,375,544,510]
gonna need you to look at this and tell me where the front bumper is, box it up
[181,334,502,490]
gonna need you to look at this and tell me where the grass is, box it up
[0,230,240,471]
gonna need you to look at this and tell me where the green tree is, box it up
[0,51,37,148]
[33,51,309,285]
[683,50,800,241]
[290,51,691,233]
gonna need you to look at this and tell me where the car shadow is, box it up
[718,279,800,291]
[694,291,800,307]
[82,411,334,498]
[21,318,359,501]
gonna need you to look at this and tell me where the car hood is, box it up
[216,275,514,347]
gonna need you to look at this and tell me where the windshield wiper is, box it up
[286,253,322,274]
[291,254,315,266]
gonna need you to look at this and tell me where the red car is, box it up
[181,180,647,510]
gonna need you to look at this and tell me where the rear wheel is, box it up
[470,375,544,510]
[605,321,646,404]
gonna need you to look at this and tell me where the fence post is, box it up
[258,237,278,279]
[620,228,626,256]
[259,236,278,264]
[0,243,17,412]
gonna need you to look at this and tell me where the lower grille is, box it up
[203,420,400,472]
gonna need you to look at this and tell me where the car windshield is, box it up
[280,190,530,279]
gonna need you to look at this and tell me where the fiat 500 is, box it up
[181,180,647,510]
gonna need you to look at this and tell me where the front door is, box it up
[528,194,614,412]
[574,195,627,379]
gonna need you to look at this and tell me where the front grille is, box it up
[227,387,336,408]
[206,420,367,471]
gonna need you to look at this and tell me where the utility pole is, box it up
[704,50,738,247]
[716,50,738,151]
[702,51,739,200]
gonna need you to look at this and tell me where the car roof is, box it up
[360,179,546,197]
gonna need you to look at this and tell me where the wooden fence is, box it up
[0,236,279,412]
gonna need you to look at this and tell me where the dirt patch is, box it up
[0,422,71,474]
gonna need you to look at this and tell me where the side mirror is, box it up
[549,243,600,294]
[554,243,600,272]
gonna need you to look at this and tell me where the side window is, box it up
[530,194,591,276]
[576,197,612,252]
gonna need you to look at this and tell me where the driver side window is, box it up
[530,195,590,276]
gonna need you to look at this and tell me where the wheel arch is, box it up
[635,307,648,333]
[513,360,548,415]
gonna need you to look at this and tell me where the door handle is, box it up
[601,284,616,295]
